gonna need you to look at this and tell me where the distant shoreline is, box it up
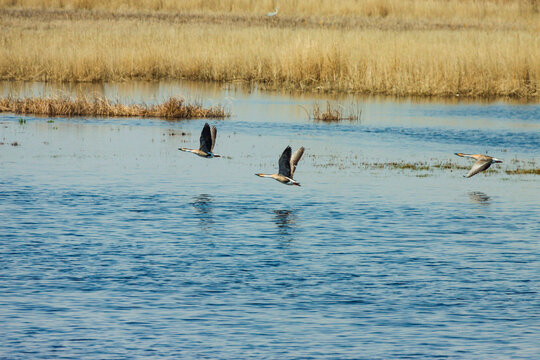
[1,2,539,99]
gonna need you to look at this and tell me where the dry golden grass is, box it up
[301,102,361,122]
[0,1,539,98]
[0,96,229,119]
[2,0,539,22]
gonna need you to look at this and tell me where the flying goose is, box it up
[179,123,220,158]
[455,153,502,178]
[256,146,304,186]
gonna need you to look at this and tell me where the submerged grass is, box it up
[312,157,539,175]
[0,1,539,99]
[505,168,540,175]
[0,97,229,119]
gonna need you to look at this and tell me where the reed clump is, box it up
[0,96,229,119]
[312,103,343,122]
[302,102,361,122]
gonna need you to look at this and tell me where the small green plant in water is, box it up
[18,118,26,124]
[47,120,54,123]
[505,168,540,175]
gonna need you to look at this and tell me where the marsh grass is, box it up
[0,97,229,119]
[301,102,361,122]
[432,161,470,170]
[312,157,538,175]
[505,168,540,175]
[0,2,539,98]
[369,162,431,171]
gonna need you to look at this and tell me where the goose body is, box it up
[256,146,304,186]
[179,123,220,158]
[455,153,502,178]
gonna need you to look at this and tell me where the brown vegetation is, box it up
[505,168,540,175]
[301,102,361,122]
[2,0,539,21]
[0,1,539,98]
[312,157,539,175]
[0,97,229,119]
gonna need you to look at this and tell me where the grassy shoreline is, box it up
[0,96,229,119]
[2,0,539,21]
[1,2,539,99]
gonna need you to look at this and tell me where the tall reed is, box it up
[0,2,538,98]
[301,102,361,122]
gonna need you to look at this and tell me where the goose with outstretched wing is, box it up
[179,123,220,158]
[455,153,502,178]
[256,146,304,186]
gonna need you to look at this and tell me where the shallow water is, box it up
[1,81,539,359]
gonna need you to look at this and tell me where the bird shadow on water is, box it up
[191,193,214,231]
[273,209,299,246]
[468,191,491,205]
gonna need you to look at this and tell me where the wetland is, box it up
[1,79,539,358]
[1,1,539,358]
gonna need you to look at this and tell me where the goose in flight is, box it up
[179,123,220,158]
[256,146,304,186]
[266,7,278,17]
[455,153,502,178]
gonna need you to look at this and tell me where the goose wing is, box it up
[290,147,304,177]
[199,123,212,153]
[210,126,217,152]
[466,159,492,178]
[278,146,292,177]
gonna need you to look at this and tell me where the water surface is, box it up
[1,81,539,359]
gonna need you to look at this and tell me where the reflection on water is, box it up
[0,80,243,106]
[468,191,491,205]
[273,209,297,242]
[191,194,214,230]
[2,80,539,131]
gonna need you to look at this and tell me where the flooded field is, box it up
[1,81,539,359]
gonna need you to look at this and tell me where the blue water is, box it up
[1,82,539,359]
